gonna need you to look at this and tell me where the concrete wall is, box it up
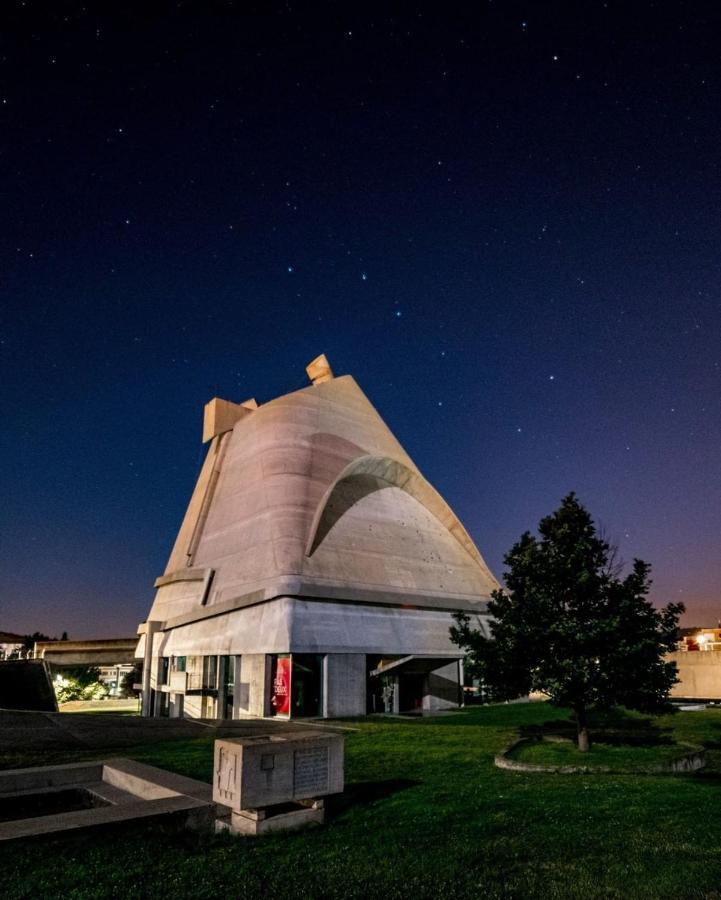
[324,654,366,717]
[670,651,721,699]
[152,597,488,659]
[236,654,268,717]
[425,660,460,710]
[182,693,216,719]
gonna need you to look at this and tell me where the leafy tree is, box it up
[23,632,53,655]
[52,666,108,704]
[120,664,142,698]
[451,493,683,751]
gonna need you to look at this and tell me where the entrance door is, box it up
[398,674,425,712]
[291,655,322,718]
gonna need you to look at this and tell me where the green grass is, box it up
[3,703,721,899]
[509,737,693,770]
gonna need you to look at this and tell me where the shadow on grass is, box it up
[327,778,421,818]
[518,706,676,747]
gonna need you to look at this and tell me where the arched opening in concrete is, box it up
[304,454,488,571]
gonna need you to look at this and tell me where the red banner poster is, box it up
[271,656,291,715]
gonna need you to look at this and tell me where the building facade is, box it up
[0,632,26,661]
[670,628,721,700]
[136,355,497,719]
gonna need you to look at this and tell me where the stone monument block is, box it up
[213,731,344,833]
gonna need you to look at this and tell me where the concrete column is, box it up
[140,621,162,717]
[217,655,229,720]
[232,655,243,719]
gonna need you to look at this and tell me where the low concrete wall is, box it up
[670,651,721,700]
[0,758,218,842]
[0,659,57,712]
[495,736,707,775]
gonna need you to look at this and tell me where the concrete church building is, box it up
[137,355,497,719]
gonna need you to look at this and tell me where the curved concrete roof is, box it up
[146,367,499,626]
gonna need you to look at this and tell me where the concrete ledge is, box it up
[494,736,707,775]
[0,758,224,842]
[226,803,324,835]
[0,761,104,794]
[162,580,489,632]
[1,795,215,842]
[154,568,211,589]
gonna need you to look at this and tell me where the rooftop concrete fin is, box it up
[202,397,256,443]
[306,353,334,385]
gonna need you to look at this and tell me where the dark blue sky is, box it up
[2,2,720,637]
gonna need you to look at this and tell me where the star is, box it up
[287,266,294,273]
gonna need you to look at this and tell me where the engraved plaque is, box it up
[215,745,239,805]
[293,746,329,796]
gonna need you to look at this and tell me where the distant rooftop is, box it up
[0,632,26,644]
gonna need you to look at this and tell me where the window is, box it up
[202,656,218,690]
[291,655,323,718]
[269,654,323,717]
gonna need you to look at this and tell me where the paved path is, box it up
[0,709,331,754]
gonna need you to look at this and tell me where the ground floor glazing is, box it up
[145,652,462,719]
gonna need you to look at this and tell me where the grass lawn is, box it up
[3,702,721,899]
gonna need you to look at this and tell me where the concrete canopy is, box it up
[143,366,498,636]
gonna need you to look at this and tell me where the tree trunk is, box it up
[574,705,591,752]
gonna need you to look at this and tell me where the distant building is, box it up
[671,627,721,700]
[0,632,26,661]
[33,637,137,667]
[677,627,721,652]
[98,663,137,697]
[136,355,497,719]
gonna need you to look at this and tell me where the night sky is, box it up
[2,2,720,638]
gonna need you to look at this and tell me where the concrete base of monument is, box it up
[217,798,325,835]
[0,758,224,842]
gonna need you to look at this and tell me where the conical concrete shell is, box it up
[146,374,498,629]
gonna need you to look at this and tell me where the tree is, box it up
[120,664,142,698]
[52,666,108,704]
[450,493,683,751]
[23,632,53,656]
